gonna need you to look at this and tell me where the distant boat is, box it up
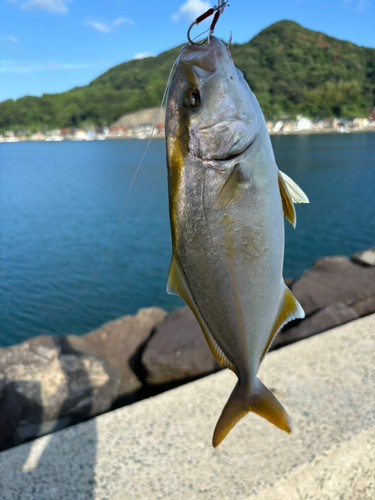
[337,126,350,133]
[135,132,148,139]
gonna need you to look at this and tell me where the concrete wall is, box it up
[0,313,374,499]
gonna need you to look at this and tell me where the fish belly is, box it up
[172,153,284,381]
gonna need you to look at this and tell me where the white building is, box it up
[295,115,313,131]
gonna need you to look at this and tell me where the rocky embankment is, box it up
[0,247,374,452]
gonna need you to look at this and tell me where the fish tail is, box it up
[212,378,292,447]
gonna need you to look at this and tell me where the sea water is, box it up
[0,133,374,346]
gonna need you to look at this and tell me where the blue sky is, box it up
[1,0,374,102]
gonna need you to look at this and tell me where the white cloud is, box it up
[343,0,371,9]
[113,17,133,26]
[0,60,97,73]
[0,35,18,42]
[172,0,211,23]
[358,0,370,10]
[84,20,111,33]
[20,0,70,13]
[133,52,153,60]
[84,17,134,33]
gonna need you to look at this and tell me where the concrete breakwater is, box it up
[0,247,374,452]
[1,312,374,499]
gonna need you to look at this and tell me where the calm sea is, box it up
[0,133,374,347]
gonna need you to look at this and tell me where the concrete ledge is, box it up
[1,314,374,499]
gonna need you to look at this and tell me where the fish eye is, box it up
[183,89,200,110]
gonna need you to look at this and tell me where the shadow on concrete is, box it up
[0,338,97,499]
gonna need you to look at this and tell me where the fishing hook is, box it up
[187,0,230,45]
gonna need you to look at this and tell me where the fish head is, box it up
[166,36,264,164]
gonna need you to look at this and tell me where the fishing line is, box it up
[91,52,184,275]
[106,8,229,243]
[59,28,210,316]
[16,4,232,334]
[78,39,212,286]
[60,49,186,314]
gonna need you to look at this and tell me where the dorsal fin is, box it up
[167,255,235,370]
[278,170,296,228]
[279,171,309,204]
[260,286,305,364]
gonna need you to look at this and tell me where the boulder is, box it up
[284,277,294,288]
[0,335,120,451]
[273,303,359,349]
[142,306,220,385]
[84,307,166,398]
[350,292,375,317]
[352,247,375,267]
[291,256,375,316]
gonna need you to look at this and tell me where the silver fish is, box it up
[165,36,309,447]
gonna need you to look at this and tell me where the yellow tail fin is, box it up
[212,378,292,447]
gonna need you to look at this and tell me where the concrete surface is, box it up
[0,313,374,500]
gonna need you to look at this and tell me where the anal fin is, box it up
[167,255,234,370]
[260,286,305,363]
[166,254,189,300]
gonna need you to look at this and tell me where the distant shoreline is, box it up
[1,127,374,144]
[269,128,375,136]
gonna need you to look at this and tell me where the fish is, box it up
[165,36,309,447]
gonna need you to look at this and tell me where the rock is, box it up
[84,307,166,398]
[351,292,375,317]
[14,416,75,445]
[291,256,375,316]
[284,277,294,288]
[142,306,220,385]
[0,335,120,451]
[352,247,375,266]
[273,303,359,349]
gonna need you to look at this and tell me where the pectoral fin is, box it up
[279,171,309,204]
[213,163,250,209]
[278,170,297,227]
[260,285,305,364]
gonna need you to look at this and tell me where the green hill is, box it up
[1,20,374,131]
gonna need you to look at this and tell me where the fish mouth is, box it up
[211,135,258,162]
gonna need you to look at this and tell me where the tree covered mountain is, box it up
[1,20,374,131]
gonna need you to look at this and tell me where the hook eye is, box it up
[187,21,209,46]
[187,1,230,45]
